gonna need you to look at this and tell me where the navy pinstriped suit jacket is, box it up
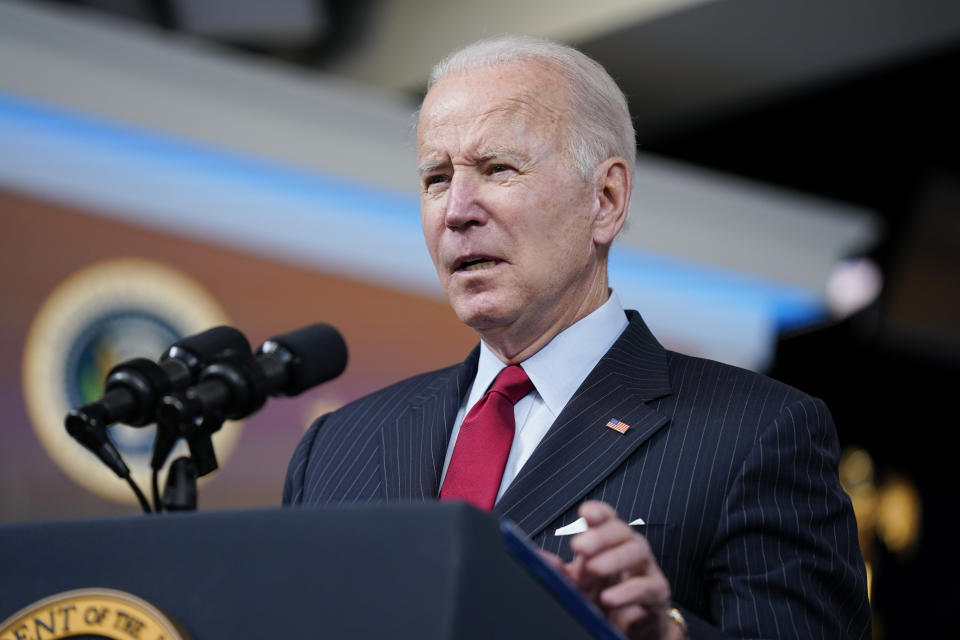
[284,311,870,639]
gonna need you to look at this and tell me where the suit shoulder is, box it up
[663,348,814,408]
[284,360,466,504]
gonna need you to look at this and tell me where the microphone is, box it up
[159,323,348,426]
[64,326,251,477]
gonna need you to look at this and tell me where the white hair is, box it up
[427,34,636,180]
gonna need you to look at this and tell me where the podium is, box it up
[0,503,606,639]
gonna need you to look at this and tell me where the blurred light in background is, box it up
[825,256,884,319]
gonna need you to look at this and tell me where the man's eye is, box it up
[425,175,448,188]
[489,164,513,174]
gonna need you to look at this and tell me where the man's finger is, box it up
[598,575,670,610]
[570,514,634,556]
[583,537,653,577]
[578,499,619,525]
[564,553,608,598]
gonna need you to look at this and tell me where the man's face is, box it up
[417,62,606,352]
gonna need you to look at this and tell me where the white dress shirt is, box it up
[440,292,629,503]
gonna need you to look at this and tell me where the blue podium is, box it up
[0,503,609,639]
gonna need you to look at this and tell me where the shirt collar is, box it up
[475,291,628,415]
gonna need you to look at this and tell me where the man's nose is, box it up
[443,171,487,229]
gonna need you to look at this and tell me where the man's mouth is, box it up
[455,257,501,272]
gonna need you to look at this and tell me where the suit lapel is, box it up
[381,346,479,501]
[494,312,673,538]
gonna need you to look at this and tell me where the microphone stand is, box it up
[161,456,199,511]
[182,414,224,478]
[151,412,223,512]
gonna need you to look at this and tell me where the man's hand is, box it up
[542,501,682,640]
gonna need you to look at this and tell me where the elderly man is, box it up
[284,35,870,639]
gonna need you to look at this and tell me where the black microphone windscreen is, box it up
[261,323,348,395]
[166,325,251,363]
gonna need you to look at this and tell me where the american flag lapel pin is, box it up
[605,418,630,434]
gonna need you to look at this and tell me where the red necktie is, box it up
[440,365,534,511]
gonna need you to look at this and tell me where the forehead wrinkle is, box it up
[456,106,561,166]
[472,146,531,167]
[472,95,566,135]
[418,63,572,167]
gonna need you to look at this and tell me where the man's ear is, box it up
[592,157,630,247]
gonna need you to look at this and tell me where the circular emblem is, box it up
[22,258,242,505]
[0,588,189,639]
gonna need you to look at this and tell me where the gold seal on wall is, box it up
[0,588,189,640]
[22,258,243,505]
